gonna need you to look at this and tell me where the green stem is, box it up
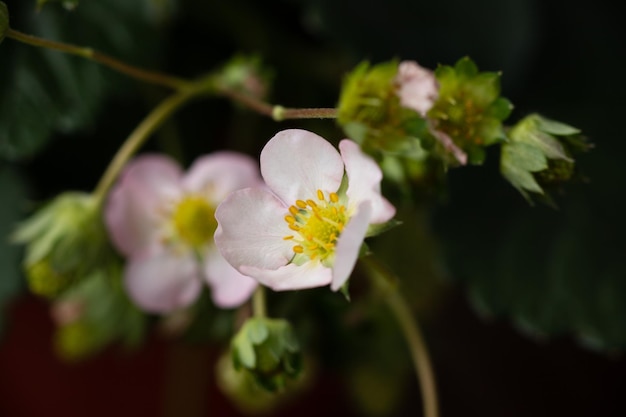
[5,28,189,90]
[252,286,267,318]
[361,255,440,417]
[92,82,212,207]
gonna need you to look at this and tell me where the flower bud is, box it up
[12,192,114,297]
[231,317,302,392]
[427,57,513,165]
[500,113,590,202]
[216,55,272,100]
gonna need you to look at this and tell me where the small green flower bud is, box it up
[231,317,302,392]
[1,2,9,45]
[12,192,115,297]
[26,259,73,297]
[500,113,590,202]
[217,55,272,100]
[52,266,146,361]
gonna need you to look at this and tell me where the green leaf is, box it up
[0,167,26,338]
[0,0,166,160]
[0,2,8,44]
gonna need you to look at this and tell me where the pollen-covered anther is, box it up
[282,189,348,262]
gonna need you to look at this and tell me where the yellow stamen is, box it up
[289,206,299,216]
[296,200,307,209]
[317,190,325,200]
[330,192,339,203]
[293,245,304,253]
[283,235,294,240]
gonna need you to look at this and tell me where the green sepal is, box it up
[231,317,302,392]
[12,192,115,297]
[0,2,8,44]
[428,57,512,165]
[366,219,402,238]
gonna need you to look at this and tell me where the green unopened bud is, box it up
[12,192,114,297]
[231,317,302,392]
[217,55,272,100]
[1,2,9,45]
[500,113,589,202]
[27,259,73,297]
[428,57,512,164]
[52,266,147,361]
[54,321,102,361]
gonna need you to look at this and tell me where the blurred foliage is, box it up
[0,0,167,160]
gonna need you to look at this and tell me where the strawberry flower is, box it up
[105,153,261,313]
[214,129,395,292]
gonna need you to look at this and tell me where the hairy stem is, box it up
[6,28,189,90]
[215,86,337,120]
[361,255,440,417]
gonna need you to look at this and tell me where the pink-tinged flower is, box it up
[395,60,439,117]
[215,129,395,292]
[105,153,261,313]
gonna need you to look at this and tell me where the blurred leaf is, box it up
[435,186,626,351]
[0,167,26,338]
[0,0,167,160]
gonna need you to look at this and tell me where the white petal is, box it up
[124,250,202,313]
[214,187,293,272]
[204,249,258,308]
[182,152,262,204]
[331,202,372,291]
[241,262,332,291]
[105,155,183,257]
[261,129,344,203]
[339,140,396,223]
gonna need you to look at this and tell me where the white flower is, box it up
[105,153,261,313]
[214,129,395,292]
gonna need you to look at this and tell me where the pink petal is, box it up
[240,262,332,291]
[182,152,262,204]
[431,128,468,165]
[395,61,439,116]
[260,129,344,204]
[331,202,372,291]
[339,140,396,224]
[105,155,183,257]
[214,187,293,272]
[124,250,202,313]
[204,249,258,308]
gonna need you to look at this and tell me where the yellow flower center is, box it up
[283,190,348,263]
[172,196,217,248]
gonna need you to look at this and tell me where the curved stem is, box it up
[92,83,211,206]
[6,28,189,90]
[252,286,267,318]
[361,255,440,417]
